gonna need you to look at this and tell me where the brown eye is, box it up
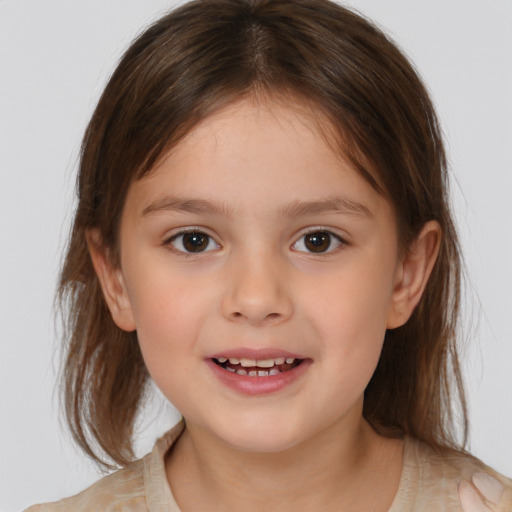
[304,232,331,252]
[170,231,218,253]
[292,231,343,254]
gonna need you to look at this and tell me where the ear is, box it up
[386,221,441,329]
[86,229,136,332]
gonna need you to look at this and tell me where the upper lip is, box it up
[208,348,308,360]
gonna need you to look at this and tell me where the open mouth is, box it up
[212,356,303,377]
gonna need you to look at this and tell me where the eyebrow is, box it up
[142,196,234,217]
[279,196,373,219]
[141,195,372,219]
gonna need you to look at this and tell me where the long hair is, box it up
[59,0,467,468]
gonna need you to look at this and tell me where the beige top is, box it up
[26,421,512,512]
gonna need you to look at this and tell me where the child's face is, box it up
[107,98,408,452]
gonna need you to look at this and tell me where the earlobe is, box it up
[86,229,136,332]
[386,221,441,329]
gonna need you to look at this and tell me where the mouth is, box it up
[207,349,311,395]
[212,356,304,377]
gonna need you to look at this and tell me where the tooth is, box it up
[217,357,227,363]
[285,358,295,364]
[269,368,280,376]
[228,358,240,365]
[274,357,285,365]
[226,367,235,373]
[255,359,275,368]
[236,369,248,376]
[248,370,258,377]
[240,358,256,367]
[258,370,269,376]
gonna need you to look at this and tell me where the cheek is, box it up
[308,284,389,413]
[302,257,395,379]
[309,269,393,341]
[130,283,205,410]
[124,266,211,376]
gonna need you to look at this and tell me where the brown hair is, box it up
[59,0,467,469]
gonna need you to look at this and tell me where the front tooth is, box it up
[236,369,248,376]
[240,358,256,367]
[269,368,280,376]
[217,357,227,363]
[255,359,275,368]
[258,370,269,376]
[228,358,240,365]
[248,370,258,377]
[285,357,295,364]
[274,357,285,365]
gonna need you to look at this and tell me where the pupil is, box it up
[305,232,330,253]
[183,232,208,252]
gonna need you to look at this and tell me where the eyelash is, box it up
[164,228,348,256]
[165,229,220,255]
[291,228,347,255]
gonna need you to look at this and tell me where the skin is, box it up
[89,97,440,511]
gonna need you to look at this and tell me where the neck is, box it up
[166,412,403,511]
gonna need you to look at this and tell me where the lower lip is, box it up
[206,359,311,396]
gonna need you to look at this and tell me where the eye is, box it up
[292,230,344,254]
[168,231,219,253]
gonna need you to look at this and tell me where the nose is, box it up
[221,250,293,326]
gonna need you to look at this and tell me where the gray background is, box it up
[1,0,511,510]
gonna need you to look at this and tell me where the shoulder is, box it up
[24,421,185,512]
[445,453,512,512]
[404,437,512,512]
[24,458,147,512]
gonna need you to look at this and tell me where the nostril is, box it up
[229,310,283,323]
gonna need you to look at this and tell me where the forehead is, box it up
[125,97,391,220]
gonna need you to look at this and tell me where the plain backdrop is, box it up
[1,0,511,510]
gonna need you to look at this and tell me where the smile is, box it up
[207,351,311,396]
[212,356,302,377]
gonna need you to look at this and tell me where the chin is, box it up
[211,415,307,454]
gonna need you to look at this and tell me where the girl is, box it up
[25,0,511,510]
